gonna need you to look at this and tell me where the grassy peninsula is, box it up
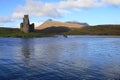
[0,27,53,38]
[0,25,120,38]
[65,25,120,35]
[38,25,120,35]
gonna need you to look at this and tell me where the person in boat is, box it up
[63,34,67,38]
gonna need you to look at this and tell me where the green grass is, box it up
[65,25,120,35]
[0,27,53,38]
[0,25,120,38]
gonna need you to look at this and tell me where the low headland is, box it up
[0,27,53,38]
[65,25,120,35]
[0,24,120,38]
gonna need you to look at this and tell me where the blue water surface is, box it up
[0,36,120,80]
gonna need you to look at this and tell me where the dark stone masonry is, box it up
[20,15,34,33]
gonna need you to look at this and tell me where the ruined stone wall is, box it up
[20,15,34,33]
[29,23,35,32]
[20,23,23,31]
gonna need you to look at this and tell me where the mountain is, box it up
[35,19,87,30]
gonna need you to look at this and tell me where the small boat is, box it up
[63,34,68,38]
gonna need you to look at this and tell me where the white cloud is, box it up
[12,0,120,20]
[12,0,101,20]
[12,0,62,19]
[0,16,13,23]
[59,0,100,9]
[0,16,13,26]
[0,23,3,26]
[33,21,44,27]
[102,0,120,5]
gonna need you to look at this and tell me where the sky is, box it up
[0,0,120,28]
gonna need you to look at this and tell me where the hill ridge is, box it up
[35,20,88,30]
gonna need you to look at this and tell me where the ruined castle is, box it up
[20,15,34,33]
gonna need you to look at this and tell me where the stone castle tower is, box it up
[20,15,34,33]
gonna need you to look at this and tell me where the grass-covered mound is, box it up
[0,27,52,38]
[65,25,120,35]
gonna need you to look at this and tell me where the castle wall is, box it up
[29,23,35,32]
[20,15,34,33]
[20,23,23,31]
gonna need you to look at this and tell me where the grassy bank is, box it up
[65,25,120,35]
[0,25,120,38]
[0,28,53,38]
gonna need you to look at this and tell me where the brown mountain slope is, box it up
[35,20,87,30]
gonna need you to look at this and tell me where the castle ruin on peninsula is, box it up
[20,15,34,33]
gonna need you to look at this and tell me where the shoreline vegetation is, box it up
[65,25,120,35]
[0,28,53,38]
[0,25,120,38]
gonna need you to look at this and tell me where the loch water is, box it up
[0,36,120,80]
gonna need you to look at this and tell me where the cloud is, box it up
[0,23,3,26]
[0,16,15,27]
[12,0,120,20]
[12,0,62,19]
[12,0,101,19]
[59,0,100,9]
[0,16,13,25]
[33,21,44,27]
[102,0,120,6]
[59,0,120,9]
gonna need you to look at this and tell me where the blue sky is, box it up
[0,0,120,28]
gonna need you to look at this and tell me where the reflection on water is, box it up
[0,36,120,80]
[21,39,31,66]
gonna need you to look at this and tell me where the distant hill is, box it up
[66,21,89,26]
[35,19,87,30]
